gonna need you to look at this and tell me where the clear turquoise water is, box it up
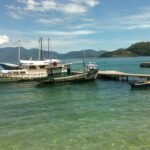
[0,57,150,150]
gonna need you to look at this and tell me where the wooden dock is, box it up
[97,70,150,81]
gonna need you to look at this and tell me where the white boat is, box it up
[0,38,65,82]
[0,59,63,82]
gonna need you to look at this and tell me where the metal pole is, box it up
[38,38,41,60]
[40,37,43,60]
[82,50,86,72]
[18,40,20,62]
[48,38,50,59]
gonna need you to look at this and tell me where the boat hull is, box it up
[0,73,48,83]
[42,69,98,84]
[130,81,150,88]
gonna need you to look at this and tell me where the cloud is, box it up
[6,3,25,19]
[0,35,10,45]
[37,18,64,25]
[35,30,96,36]
[88,7,150,31]
[9,11,23,19]
[60,3,87,14]
[84,0,100,7]
[71,23,97,29]
[128,24,150,30]
[25,0,39,11]
[71,0,100,7]
[110,7,150,30]
[6,0,100,17]
[22,0,56,11]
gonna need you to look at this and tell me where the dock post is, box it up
[118,76,122,81]
[126,76,128,82]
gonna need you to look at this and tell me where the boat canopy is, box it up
[20,59,60,65]
[0,63,20,70]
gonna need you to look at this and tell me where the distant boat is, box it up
[130,80,150,88]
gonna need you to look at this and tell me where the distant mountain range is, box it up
[100,41,150,57]
[1,41,150,62]
[0,47,106,62]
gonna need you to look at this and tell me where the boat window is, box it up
[13,72,19,75]
[39,65,46,69]
[29,66,37,69]
[20,71,26,74]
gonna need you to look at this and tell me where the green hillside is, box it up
[100,42,150,57]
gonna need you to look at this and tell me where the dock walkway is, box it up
[97,70,150,81]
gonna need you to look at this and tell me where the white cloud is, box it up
[128,24,150,30]
[37,18,64,24]
[90,7,150,31]
[9,11,23,20]
[21,0,39,11]
[111,8,150,30]
[6,3,25,19]
[71,0,100,7]
[0,35,10,45]
[60,3,87,14]
[84,0,100,7]
[7,0,100,17]
[41,0,57,11]
[72,23,97,29]
[35,30,95,36]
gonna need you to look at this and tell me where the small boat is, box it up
[41,62,98,84]
[130,80,150,88]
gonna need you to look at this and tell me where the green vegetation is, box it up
[100,41,150,57]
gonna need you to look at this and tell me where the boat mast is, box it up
[40,37,43,60]
[38,38,41,60]
[18,40,20,63]
[82,50,86,72]
[48,38,50,59]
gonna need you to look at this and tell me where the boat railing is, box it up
[0,72,48,79]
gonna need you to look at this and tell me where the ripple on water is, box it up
[0,57,150,149]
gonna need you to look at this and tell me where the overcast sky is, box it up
[0,0,150,53]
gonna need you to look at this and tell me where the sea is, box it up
[0,57,150,150]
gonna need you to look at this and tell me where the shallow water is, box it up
[0,57,150,150]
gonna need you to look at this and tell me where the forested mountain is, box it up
[100,42,150,57]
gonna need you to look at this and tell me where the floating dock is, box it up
[97,70,150,81]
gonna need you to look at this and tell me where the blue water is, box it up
[0,57,150,150]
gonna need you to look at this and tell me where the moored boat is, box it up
[130,80,150,88]
[0,59,63,82]
[0,38,65,83]
[41,62,98,84]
